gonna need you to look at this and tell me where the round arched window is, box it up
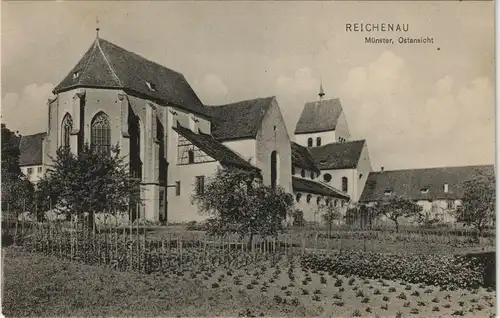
[301,169,306,177]
[341,201,345,207]
[316,197,321,205]
[306,194,312,203]
[311,172,316,180]
[323,173,332,182]
[334,199,338,207]
[326,198,331,205]
[296,193,302,202]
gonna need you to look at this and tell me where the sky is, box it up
[1,1,495,170]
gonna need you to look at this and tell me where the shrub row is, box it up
[300,251,487,290]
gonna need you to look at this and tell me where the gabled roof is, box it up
[359,165,495,202]
[208,97,275,141]
[292,176,349,199]
[291,142,320,174]
[309,140,366,170]
[295,98,343,134]
[172,124,259,172]
[19,132,46,167]
[53,37,209,118]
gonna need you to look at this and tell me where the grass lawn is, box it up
[3,247,497,317]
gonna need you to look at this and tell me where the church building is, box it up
[19,33,492,226]
[32,34,352,224]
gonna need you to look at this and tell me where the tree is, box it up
[1,124,34,218]
[345,203,375,229]
[456,171,495,238]
[318,200,342,238]
[291,209,306,227]
[37,144,142,228]
[373,196,423,232]
[191,166,294,242]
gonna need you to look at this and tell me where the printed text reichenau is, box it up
[345,23,409,32]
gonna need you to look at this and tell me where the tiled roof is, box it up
[292,176,349,199]
[53,37,209,118]
[309,140,365,170]
[19,132,46,166]
[208,97,275,141]
[172,124,259,172]
[291,142,320,174]
[359,165,495,202]
[295,98,343,134]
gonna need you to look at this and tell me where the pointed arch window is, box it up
[188,149,195,164]
[61,113,73,148]
[271,151,278,189]
[91,112,111,154]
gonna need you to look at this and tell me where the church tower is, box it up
[294,83,351,148]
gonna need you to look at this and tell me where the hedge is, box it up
[300,251,487,290]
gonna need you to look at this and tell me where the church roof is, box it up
[18,132,46,167]
[359,164,495,203]
[292,176,349,199]
[172,124,259,172]
[208,97,275,141]
[53,37,209,118]
[309,140,366,170]
[295,98,344,134]
[291,142,320,174]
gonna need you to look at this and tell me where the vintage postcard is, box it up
[1,1,495,317]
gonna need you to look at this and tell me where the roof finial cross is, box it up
[96,15,100,38]
[319,77,325,100]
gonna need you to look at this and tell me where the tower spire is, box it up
[319,78,325,100]
[96,15,100,38]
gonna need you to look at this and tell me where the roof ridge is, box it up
[312,139,365,149]
[77,40,99,87]
[370,164,495,174]
[207,96,275,108]
[96,38,123,86]
[306,97,340,104]
[98,37,184,78]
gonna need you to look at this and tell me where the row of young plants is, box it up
[296,230,493,245]
[16,228,289,274]
[299,251,487,290]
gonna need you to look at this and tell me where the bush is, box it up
[300,251,486,290]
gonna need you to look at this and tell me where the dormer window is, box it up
[73,71,80,79]
[420,188,429,194]
[384,189,393,195]
[145,81,157,92]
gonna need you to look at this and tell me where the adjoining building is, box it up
[18,133,46,185]
[294,88,373,204]
[359,165,495,223]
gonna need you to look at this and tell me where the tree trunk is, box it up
[394,219,399,233]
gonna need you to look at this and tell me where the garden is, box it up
[1,126,497,317]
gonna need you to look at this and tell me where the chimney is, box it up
[381,166,384,172]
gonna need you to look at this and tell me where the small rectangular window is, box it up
[175,181,181,196]
[27,167,33,175]
[444,183,449,193]
[73,71,80,79]
[195,176,205,195]
[145,81,157,92]
[37,166,43,173]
